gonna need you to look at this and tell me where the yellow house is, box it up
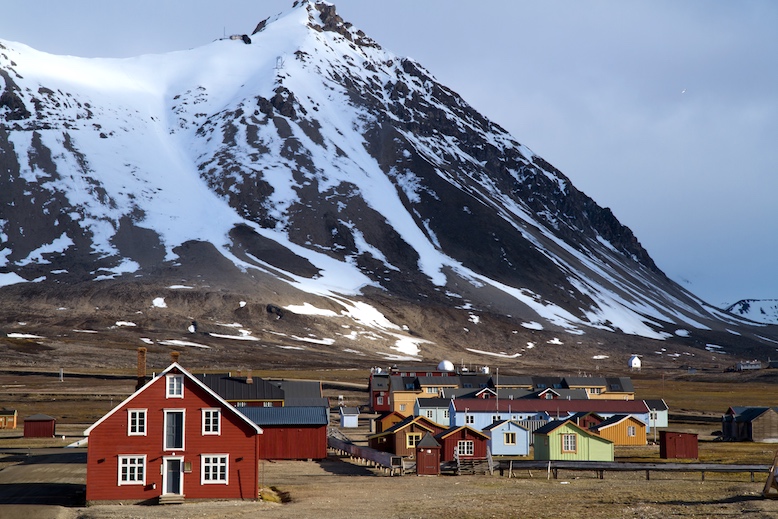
[564,377,634,400]
[0,409,18,429]
[590,414,646,445]
[389,376,461,414]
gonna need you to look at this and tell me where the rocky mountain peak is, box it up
[1,2,776,369]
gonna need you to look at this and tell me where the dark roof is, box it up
[644,399,669,411]
[25,413,55,421]
[533,419,570,435]
[416,398,452,409]
[285,397,330,407]
[269,379,322,399]
[563,376,607,387]
[339,407,360,416]
[416,376,458,386]
[239,406,328,426]
[440,388,482,399]
[731,407,776,422]
[371,415,439,438]
[589,414,636,431]
[606,377,635,393]
[417,432,441,448]
[531,377,565,390]
[199,373,284,401]
[458,375,492,389]
[435,425,490,441]
[0,409,17,416]
[492,375,534,387]
[370,377,389,391]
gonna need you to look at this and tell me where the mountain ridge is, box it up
[1,1,775,371]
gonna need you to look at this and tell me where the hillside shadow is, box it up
[663,494,764,507]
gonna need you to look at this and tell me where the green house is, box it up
[533,420,613,461]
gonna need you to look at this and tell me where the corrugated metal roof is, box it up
[239,406,329,426]
[199,373,285,401]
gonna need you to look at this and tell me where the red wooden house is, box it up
[368,415,445,458]
[434,426,490,462]
[84,363,262,504]
[23,413,56,437]
[238,406,328,460]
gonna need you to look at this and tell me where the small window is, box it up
[492,415,501,423]
[443,410,450,419]
[399,404,406,412]
[166,375,184,398]
[627,425,636,437]
[376,396,384,405]
[589,387,602,394]
[465,415,474,424]
[562,433,577,453]
[202,409,221,435]
[201,454,228,484]
[118,455,146,485]
[426,387,437,393]
[457,440,474,456]
[406,433,422,449]
[425,410,434,419]
[263,401,273,408]
[127,409,146,436]
[504,432,517,445]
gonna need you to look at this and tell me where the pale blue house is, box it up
[483,420,531,456]
[414,397,452,427]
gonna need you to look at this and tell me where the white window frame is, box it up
[164,409,186,451]
[465,415,474,425]
[118,455,146,485]
[166,374,184,398]
[492,414,501,423]
[376,396,384,405]
[457,440,474,456]
[425,410,434,419]
[202,408,221,436]
[562,433,577,453]
[127,409,147,436]
[201,454,229,484]
[443,410,450,419]
[399,404,406,412]
[504,432,517,445]
[627,425,636,437]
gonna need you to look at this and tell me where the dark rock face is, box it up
[3,0,775,358]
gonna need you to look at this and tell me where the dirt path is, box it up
[10,453,774,519]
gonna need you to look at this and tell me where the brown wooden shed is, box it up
[660,431,698,459]
[415,433,441,475]
[23,413,56,438]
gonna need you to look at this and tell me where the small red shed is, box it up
[435,426,490,462]
[415,433,441,476]
[660,431,698,459]
[24,413,56,438]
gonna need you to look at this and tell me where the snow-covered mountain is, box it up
[726,300,778,325]
[1,1,775,369]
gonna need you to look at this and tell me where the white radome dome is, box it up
[438,360,455,372]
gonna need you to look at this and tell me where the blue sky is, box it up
[2,0,776,307]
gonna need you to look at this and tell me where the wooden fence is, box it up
[494,460,770,481]
[327,436,403,475]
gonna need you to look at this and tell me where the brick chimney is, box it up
[135,347,147,391]
[170,351,180,364]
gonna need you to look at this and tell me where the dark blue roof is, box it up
[238,406,329,426]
